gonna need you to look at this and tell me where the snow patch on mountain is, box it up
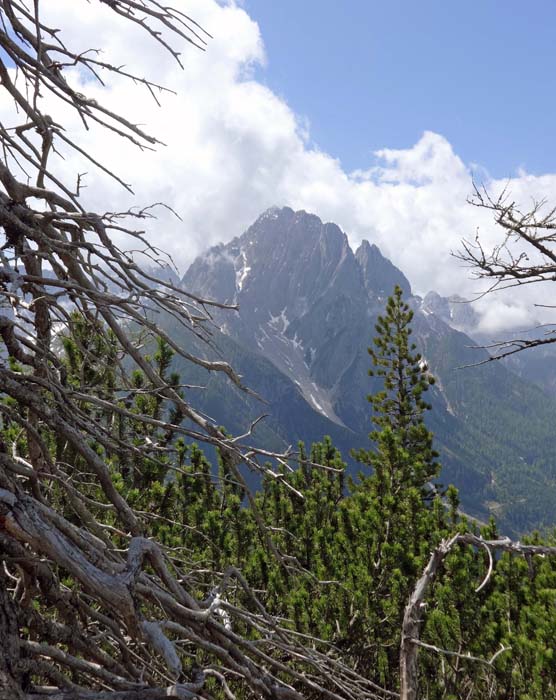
[253,314,345,425]
[268,307,290,333]
[235,251,251,292]
[309,393,324,413]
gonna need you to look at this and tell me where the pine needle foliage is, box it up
[354,284,439,494]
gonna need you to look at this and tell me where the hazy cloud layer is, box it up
[7,0,556,334]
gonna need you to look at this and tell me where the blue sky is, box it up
[245,0,556,177]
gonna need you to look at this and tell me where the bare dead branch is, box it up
[455,183,556,361]
[0,3,393,699]
[400,533,556,700]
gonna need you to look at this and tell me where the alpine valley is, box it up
[162,207,556,535]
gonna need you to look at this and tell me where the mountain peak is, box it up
[183,207,415,309]
[252,206,348,236]
[254,205,324,225]
[355,239,411,297]
[421,290,479,331]
[255,205,294,224]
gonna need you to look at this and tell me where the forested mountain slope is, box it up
[166,206,556,534]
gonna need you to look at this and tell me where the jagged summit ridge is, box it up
[182,207,405,425]
[184,206,399,305]
[355,239,411,298]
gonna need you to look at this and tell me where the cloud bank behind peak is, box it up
[13,0,556,334]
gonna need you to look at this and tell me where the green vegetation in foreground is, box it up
[5,288,556,698]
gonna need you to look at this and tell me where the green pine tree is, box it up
[353,284,442,559]
[354,284,439,494]
[347,285,447,685]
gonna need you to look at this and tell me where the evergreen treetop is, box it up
[354,284,440,494]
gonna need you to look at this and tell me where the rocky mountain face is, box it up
[183,207,408,430]
[420,291,479,331]
[173,207,556,535]
[420,290,556,397]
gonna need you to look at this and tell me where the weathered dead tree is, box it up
[457,183,556,360]
[0,2,392,698]
[399,533,556,700]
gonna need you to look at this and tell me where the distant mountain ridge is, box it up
[419,289,556,398]
[168,207,556,534]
